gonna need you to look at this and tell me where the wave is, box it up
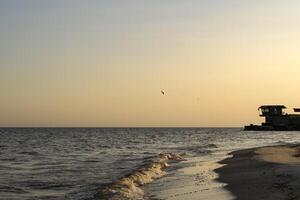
[275,141,294,145]
[160,143,218,155]
[19,151,40,156]
[97,153,185,200]
[0,185,28,194]
[203,143,218,148]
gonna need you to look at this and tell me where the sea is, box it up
[1,128,300,200]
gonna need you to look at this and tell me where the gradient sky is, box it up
[1,0,300,127]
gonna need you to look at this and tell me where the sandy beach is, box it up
[147,144,300,200]
[215,144,300,200]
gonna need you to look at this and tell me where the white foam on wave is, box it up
[98,153,185,200]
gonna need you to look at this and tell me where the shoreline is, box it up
[215,144,300,200]
[147,144,300,200]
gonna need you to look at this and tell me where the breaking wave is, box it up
[97,153,185,200]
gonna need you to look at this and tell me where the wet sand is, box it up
[215,144,300,200]
[145,156,235,200]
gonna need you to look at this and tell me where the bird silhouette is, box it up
[161,90,165,95]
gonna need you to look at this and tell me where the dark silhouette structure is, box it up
[245,105,300,131]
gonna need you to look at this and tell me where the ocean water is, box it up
[1,128,300,200]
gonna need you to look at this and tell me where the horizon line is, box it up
[0,126,242,129]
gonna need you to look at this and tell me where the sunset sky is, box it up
[1,0,300,127]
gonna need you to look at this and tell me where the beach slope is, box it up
[215,145,300,200]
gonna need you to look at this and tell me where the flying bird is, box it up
[161,90,165,95]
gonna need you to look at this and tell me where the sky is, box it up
[1,0,300,127]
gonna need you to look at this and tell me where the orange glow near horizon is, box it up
[1,1,300,127]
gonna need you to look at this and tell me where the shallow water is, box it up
[0,128,300,200]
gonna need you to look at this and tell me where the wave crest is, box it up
[97,153,185,200]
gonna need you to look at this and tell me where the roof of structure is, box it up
[259,105,286,109]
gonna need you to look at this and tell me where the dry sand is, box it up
[215,144,300,200]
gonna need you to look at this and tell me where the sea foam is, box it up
[97,153,185,200]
